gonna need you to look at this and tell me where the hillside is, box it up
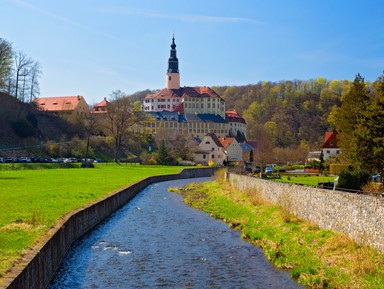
[0,92,77,149]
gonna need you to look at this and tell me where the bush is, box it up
[12,119,36,137]
[329,163,352,175]
[337,169,370,191]
[81,161,94,168]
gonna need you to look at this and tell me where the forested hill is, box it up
[212,78,350,148]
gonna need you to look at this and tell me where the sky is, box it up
[1,0,384,104]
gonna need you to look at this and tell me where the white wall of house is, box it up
[225,139,243,162]
[322,148,341,160]
[195,135,226,165]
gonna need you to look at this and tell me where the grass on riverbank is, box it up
[170,173,384,288]
[0,164,184,280]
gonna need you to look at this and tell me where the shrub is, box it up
[81,161,94,168]
[12,119,36,137]
[337,169,370,191]
[329,163,351,175]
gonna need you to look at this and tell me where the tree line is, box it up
[0,38,41,103]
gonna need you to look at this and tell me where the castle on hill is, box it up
[142,36,247,140]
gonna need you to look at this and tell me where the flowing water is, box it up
[48,177,304,289]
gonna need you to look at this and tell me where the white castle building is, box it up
[143,36,246,140]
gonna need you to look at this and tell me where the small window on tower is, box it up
[169,76,171,81]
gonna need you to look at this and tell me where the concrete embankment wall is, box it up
[227,173,384,253]
[3,167,216,289]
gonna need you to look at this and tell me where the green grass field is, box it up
[275,174,336,187]
[0,164,184,279]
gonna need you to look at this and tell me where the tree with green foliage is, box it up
[352,73,384,181]
[156,139,175,165]
[328,74,370,164]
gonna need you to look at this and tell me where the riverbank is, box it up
[170,173,384,288]
[0,164,186,282]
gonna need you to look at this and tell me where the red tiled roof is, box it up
[92,97,109,114]
[225,110,246,124]
[95,97,109,108]
[145,86,222,100]
[34,96,85,112]
[207,133,224,147]
[219,137,235,149]
[321,130,339,149]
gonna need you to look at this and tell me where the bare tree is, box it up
[0,38,13,91]
[28,61,41,102]
[105,90,148,163]
[14,51,33,100]
[84,106,99,159]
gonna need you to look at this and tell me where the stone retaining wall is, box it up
[3,167,216,289]
[227,173,384,253]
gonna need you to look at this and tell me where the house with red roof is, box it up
[91,97,110,114]
[321,130,340,160]
[219,137,242,162]
[194,133,227,165]
[34,95,89,121]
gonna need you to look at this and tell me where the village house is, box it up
[239,141,256,163]
[33,95,89,122]
[91,97,109,115]
[194,133,227,166]
[321,130,340,160]
[219,137,242,162]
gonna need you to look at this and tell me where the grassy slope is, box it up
[0,164,183,279]
[172,177,384,289]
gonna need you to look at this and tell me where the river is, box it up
[47,177,304,289]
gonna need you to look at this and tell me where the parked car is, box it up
[244,167,253,173]
[0,157,4,163]
[265,166,273,174]
[372,173,381,182]
[254,167,261,173]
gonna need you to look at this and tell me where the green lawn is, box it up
[275,174,337,187]
[0,164,184,279]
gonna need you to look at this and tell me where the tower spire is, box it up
[166,35,180,89]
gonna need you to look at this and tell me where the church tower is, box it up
[166,35,180,89]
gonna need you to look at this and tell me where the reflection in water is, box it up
[48,177,304,289]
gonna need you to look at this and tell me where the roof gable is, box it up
[321,130,339,149]
[205,133,223,147]
[219,137,235,149]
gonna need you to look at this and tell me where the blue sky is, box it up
[1,0,383,104]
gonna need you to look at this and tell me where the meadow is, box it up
[276,174,336,187]
[0,164,184,279]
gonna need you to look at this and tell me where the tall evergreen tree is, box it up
[156,139,174,165]
[329,74,370,162]
[353,73,384,181]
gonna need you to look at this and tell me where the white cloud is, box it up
[97,6,264,25]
